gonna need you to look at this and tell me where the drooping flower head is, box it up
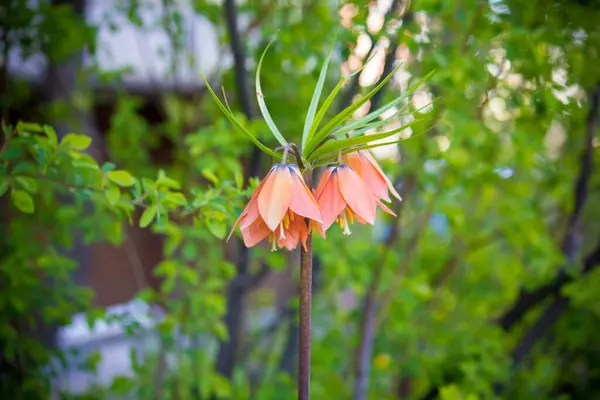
[311,164,378,236]
[227,163,322,251]
[345,150,402,207]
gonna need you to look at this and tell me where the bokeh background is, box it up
[1,0,600,399]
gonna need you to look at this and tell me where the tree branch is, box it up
[497,82,600,331]
[215,0,264,383]
[511,239,600,366]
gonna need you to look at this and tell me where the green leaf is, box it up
[156,170,180,189]
[14,176,38,193]
[213,321,229,341]
[72,154,99,170]
[302,36,336,150]
[110,376,135,395]
[12,162,37,175]
[165,192,187,206]
[0,146,23,161]
[202,168,219,184]
[255,37,288,147]
[108,170,135,187]
[201,75,280,159]
[12,190,34,213]
[61,133,92,150]
[16,122,44,133]
[0,179,9,196]
[307,67,434,156]
[305,62,405,154]
[333,98,410,138]
[308,120,420,162]
[139,205,157,228]
[207,219,226,239]
[43,125,58,147]
[105,186,120,206]
[101,162,116,172]
[306,50,380,148]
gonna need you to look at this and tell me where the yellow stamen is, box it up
[284,214,290,229]
[342,211,352,235]
[346,209,354,225]
[338,217,344,228]
[268,233,274,243]
[279,223,286,240]
[290,211,295,221]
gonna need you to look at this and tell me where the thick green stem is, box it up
[298,234,312,400]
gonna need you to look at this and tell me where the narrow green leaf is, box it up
[333,98,409,138]
[305,50,381,152]
[140,205,158,228]
[108,170,135,187]
[312,124,435,166]
[201,75,280,159]
[221,86,233,113]
[307,69,435,154]
[308,120,420,162]
[306,62,405,154]
[255,38,288,147]
[302,37,336,150]
[105,186,120,206]
[12,190,34,214]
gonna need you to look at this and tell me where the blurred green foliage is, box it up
[1,0,600,399]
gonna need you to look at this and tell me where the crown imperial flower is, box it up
[227,163,321,251]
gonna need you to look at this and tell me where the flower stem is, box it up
[298,233,312,400]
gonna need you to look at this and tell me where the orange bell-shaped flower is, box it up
[227,164,321,251]
[345,150,401,215]
[311,164,377,236]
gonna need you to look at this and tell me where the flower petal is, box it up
[362,150,402,201]
[313,167,334,198]
[376,199,396,216]
[289,166,322,223]
[347,151,390,202]
[310,220,326,238]
[337,165,376,224]
[258,165,293,231]
[227,213,246,242]
[240,177,268,230]
[298,219,309,250]
[240,217,270,247]
[315,168,346,230]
